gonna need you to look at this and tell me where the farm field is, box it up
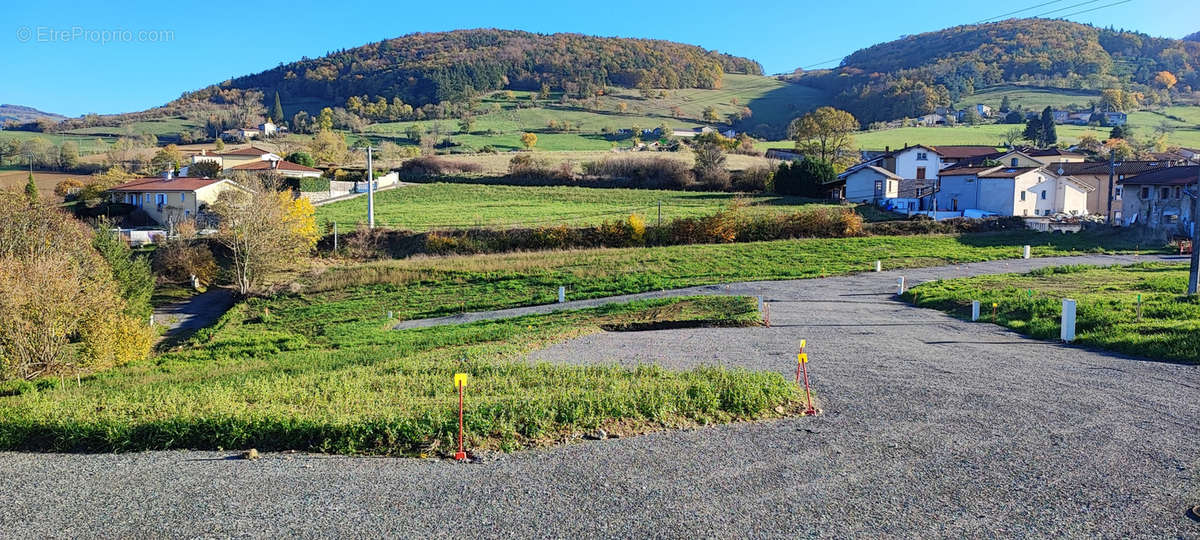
[905,263,1199,363]
[313,182,884,231]
[391,150,773,176]
[0,169,85,200]
[960,85,1100,112]
[758,104,1200,151]
[360,74,827,151]
[0,131,114,155]
[60,117,202,138]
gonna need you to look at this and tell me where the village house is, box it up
[764,148,803,161]
[935,166,1093,217]
[107,173,248,228]
[229,159,322,178]
[843,166,902,203]
[221,127,261,141]
[191,146,282,170]
[1105,112,1128,126]
[1056,160,1184,221]
[1117,165,1199,234]
[257,121,286,137]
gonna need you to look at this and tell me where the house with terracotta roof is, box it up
[192,146,282,169]
[936,166,1093,217]
[229,159,322,178]
[1054,160,1184,221]
[1117,166,1199,233]
[107,173,248,228]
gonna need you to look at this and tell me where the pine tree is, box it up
[24,172,37,202]
[1040,107,1057,147]
[272,92,285,125]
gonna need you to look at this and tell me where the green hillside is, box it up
[960,85,1100,112]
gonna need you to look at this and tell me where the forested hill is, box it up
[793,18,1200,123]
[1185,31,1200,42]
[185,29,761,111]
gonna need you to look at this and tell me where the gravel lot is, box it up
[2,254,1197,538]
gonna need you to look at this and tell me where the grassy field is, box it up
[758,104,1200,151]
[0,230,1152,454]
[60,117,202,138]
[389,150,774,176]
[0,131,115,155]
[0,295,800,454]
[904,263,1199,363]
[959,85,1100,112]
[359,74,826,151]
[313,182,892,231]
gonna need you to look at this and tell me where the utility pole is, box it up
[1106,149,1116,224]
[366,145,375,229]
[1189,166,1200,295]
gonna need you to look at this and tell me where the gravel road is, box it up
[2,254,1197,538]
[153,288,235,348]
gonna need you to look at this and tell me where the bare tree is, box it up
[210,177,317,295]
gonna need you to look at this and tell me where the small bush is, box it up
[396,156,484,177]
[298,177,331,192]
[732,166,774,192]
[582,156,694,189]
[153,239,218,285]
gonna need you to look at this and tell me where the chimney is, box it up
[163,169,173,181]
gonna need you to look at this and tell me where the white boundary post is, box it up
[897,277,905,295]
[1061,299,1076,342]
[1023,245,1031,259]
[971,300,980,321]
[558,286,565,303]
[875,260,882,272]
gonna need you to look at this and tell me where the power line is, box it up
[976,0,1068,23]
[1028,0,1107,18]
[798,56,846,71]
[1052,0,1134,18]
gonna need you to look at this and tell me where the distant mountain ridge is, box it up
[1185,31,1200,42]
[0,104,67,124]
[792,18,1200,123]
[181,29,762,112]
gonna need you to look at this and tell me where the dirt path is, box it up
[1,254,1197,537]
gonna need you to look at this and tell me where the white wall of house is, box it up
[892,147,941,180]
[935,174,981,211]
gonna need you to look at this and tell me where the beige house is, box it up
[191,146,282,169]
[108,175,248,228]
[229,159,322,178]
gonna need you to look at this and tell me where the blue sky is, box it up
[3,0,1198,117]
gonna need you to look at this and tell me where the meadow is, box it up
[360,74,827,150]
[904,263,1199,363]
[313,183,887,231]
[961,85,1100,112]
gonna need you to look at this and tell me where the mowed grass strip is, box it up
[904,263,1199,363]
[0,296,799,455]
[314,182,880,231]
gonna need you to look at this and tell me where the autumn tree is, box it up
[1154,71,1177,90]
[309,129,349,164]
[150,144,185,174]
[317,107,335,132]
[190,160,222,178]
[702,106,720,122]
[521,132,538,150]
[788,107,860,170]
[0,193,152,380]
[210,179,318,296]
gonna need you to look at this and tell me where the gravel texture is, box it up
[2,254,1198,538]
[152,287,235,347]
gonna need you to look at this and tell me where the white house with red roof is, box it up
[107,172,248,227]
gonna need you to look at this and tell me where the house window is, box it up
[1041,190,1047,200]
[1115,186,1122,199]
[180,193,187,203]
[1115,211,1122,220]
[1010,158,1019,167]
[1020,191,1026,201]
[916,167,926,180]
[1141,187,1150,199]
[874,180,882,195]
[1175,187,1181,199]
[916,152,928,161]
[1162,188,1171,200]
